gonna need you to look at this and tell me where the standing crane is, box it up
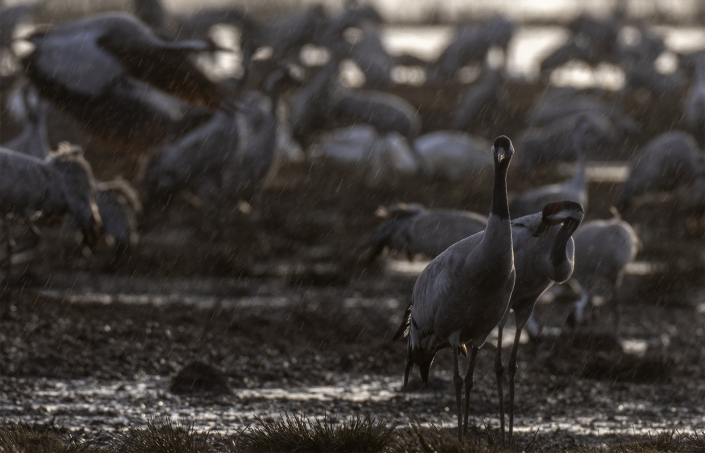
[495,200,584,444]
[393,136,516,442]
[389,200,584,445]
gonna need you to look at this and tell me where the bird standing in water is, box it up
[392,136,516,442]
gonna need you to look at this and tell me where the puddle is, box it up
[37,289,404,313]
[2,373,704,439]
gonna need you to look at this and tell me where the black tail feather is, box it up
[388,301,413,350]
[419,355,435,389]
[403,345,413,392]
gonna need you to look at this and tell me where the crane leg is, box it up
[507,323,522,445]
[1,220,12,291]
[494,325,506,447]
[452,345,464,442]
[462,346,479,436]
[612,272,624,336]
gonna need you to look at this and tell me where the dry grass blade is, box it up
[571,430,701,453]
[112,417,214,453]
[236,412,396,452]
[0,422,95,453]
[391,419,515,453]
[683,431,705,453]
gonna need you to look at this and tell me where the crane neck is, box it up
[490,157,511,221]
[695,57,705,83]
[550,217,580,267]
[570,155,585,187]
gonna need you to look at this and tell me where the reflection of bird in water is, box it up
[390,136,516,443]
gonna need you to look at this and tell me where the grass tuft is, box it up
[236,412,396,452]
[0,422,94,453]
[572,430,705,453]
[112,417,214,453]
[683,431,705,452]
[390,421,516,453]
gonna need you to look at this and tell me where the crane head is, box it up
[491,135,514,166]
[533,201,584,236]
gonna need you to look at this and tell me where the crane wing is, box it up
[410,231,484,342]
[32,29,125,97]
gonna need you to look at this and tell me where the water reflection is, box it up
[2,373,703,439]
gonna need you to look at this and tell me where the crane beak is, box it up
[532,221,549,237]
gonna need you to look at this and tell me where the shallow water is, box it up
[2,372,704,441]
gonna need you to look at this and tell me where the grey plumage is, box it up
[430,16,514,83]
[569,15,619,56]
[396,136,516,443]
[145,68,289,209]
[335,25,394,89]
[622,64,686,97]
[0,3,35,48]
[327,89,421,141]
[132,0,166,32]
[412,132,493,181]
[494,200,584,443]
[685,171,705,216]
[257,5,326,59]
[391,200,584,445]
[221,69,289,206]
[517,113,616,170]
[684,55,705,139]
[451,68,504,131]
[0,145,102,247]
[290,59,339,141]
[615,26,665,68]
[528,91,637,133]
[95,179,142,251]
[540,40,600,76]
[133,0,255,43]
[23,13,228,108]
[367,203,487,262]
[616,131,701,209]
[509,122,592,218]
[21,12,232,156]
[567,210,639,326]
[2,92,141,252]
[1,86,49,159]
[143,110,244,205]
[317,4,382,45]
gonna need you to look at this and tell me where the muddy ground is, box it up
[1,150,704,450]
[1,59,705,450]
[0,258,704,450]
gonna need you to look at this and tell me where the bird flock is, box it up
[1,0,704,446]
